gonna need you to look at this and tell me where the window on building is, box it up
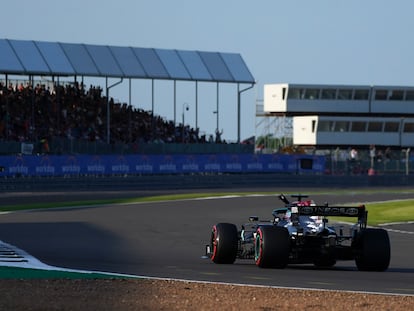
[334,121,349,132]
[351,121,367,132]
[403,123,414,133]
[304,88,320,99]
[321,89,336,99]
[317,120,334,132]
[337,89,352,100]
[384,122,399,132]
[288,88,301,99]
[354,89,369,100]
[367,122,383,132]
[405,91,414,101]
[375,89,388,100]
[389,90,404,100]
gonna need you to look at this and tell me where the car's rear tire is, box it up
[354,228,390,271]
[210,223,238,264]
[255,226,290,268]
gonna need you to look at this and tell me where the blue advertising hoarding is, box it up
[0,154,325,177]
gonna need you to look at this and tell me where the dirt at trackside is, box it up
[0,278,412,311]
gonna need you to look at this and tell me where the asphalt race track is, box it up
[0,190,413,295]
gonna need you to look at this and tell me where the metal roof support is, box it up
[216,82,219,133]
[195,81,198,131]
[106,77,123,144]
[128,78,132,143]
[151,79,155,140]
[173,80,177,125]
[30,75,35,141]
[4,74,9,141]
[237,83,255,143]
[56,76,61,137]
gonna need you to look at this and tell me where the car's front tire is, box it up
[210,223,238,264]
[255,225,290,268]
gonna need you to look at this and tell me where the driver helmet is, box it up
[272,208,290,222]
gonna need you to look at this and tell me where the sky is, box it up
[2,0,414,142]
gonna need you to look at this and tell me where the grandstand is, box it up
[0,39,255,155]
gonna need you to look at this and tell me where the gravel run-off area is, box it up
[0,278,413,311]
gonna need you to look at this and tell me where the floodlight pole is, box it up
[237,83,255,143]
[106,77,123,144]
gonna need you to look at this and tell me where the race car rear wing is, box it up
[291,204,368,228]
[277,194,368,228]
[292,204,365,217]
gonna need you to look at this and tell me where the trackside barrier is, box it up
[0,154,325,177]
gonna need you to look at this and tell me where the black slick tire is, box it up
[354,228,390,271]
[210,223,238,264]
[255,225,290,268]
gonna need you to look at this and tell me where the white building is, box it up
[261,83,414,147]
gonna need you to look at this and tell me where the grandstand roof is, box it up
[0,39,255,84]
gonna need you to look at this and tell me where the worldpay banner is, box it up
[0,154,325,177]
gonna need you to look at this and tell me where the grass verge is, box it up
[332,199,414,226]
[0,266,132,279]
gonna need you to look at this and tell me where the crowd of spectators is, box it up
[0,81,225,146]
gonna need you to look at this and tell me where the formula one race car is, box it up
[206,194,390,271]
